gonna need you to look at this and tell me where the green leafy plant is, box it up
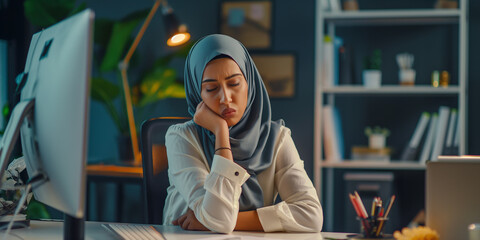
[365,126,390,137]
[0,103,9,135]
[364,49,382,70]
[24,0,190,135]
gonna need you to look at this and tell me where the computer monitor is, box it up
[0,9,94,240]
[426,157,480,240]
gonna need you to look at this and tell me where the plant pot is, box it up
[343,0,359,11]
[117,135,134,161]
[399,69,416,86]
[369,134,386,149]
[363,70,382,88]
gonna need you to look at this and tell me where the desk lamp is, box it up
[118,0,190,165]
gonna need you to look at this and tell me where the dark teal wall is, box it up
[87,0,317,178]
[468,0,480,154]
[86,0,480,178]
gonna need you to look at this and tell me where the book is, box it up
[333,37,343,86]
[322,105,344,162]
[400,112,430,161]
[333,107,345,159]
[430,106,450,161]
[443,109,457,155]
[452,110,460,155]
[339,45,354,85]
[419,113,438,164]
[0,214,29,229]
[0,214,26,222]
[352,146,391,161]
[322,36,334,88]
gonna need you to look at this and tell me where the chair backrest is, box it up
[141,117,190,224]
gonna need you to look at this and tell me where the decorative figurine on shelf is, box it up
[365,126,390,149]
[363,49,382,88]
[342,0,359,11]
[434,0,458,9]
[431,70,440,87]
[440,70,450,87]
[431,70,450,88]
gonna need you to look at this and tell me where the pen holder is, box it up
[349,217,393,239]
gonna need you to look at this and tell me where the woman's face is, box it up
[201,57,248,127]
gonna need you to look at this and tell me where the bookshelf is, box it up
[314,0,468,232]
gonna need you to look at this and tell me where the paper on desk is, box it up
[192,235,291,240]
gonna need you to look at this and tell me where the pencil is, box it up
[384,195,396,218]
[349,194,362,217]
[354,191,368,218]
[371,197,377,217]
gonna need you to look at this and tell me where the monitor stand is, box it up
[64,214,84,240]
[0,100,35,182]
[0,100,86,240]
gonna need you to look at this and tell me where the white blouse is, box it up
[163,121,323,233]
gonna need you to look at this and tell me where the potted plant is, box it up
[365,126,390,149]
[363,49,382,88]
[0,103,9,136]
[24,0,190,160]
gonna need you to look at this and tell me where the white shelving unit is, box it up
[314,0,468,231]
[321,160,426,170]
[323,85,460,94]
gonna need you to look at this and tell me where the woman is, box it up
[163,34,323,233]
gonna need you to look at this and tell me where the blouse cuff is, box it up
[211,155,250,185]
[257,204,284,232]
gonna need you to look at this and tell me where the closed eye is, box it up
[206,87,218,92]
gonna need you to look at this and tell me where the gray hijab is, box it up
[184,34,284,211]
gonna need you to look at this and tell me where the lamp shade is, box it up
[162,6,190,46]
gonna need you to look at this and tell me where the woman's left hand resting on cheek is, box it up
[172,208,209,231]
[193,101,228,136]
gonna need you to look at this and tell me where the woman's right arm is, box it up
[166,124,249,233]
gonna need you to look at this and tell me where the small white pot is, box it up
[399,69,416,86]
[363,70,382,88]
[369,134,386,149]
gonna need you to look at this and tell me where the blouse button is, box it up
[235,171,239,176]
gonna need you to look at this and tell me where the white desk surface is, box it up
[7,220,351,240]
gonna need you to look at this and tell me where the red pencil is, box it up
[354,191,368,218]
[349,194,362,217]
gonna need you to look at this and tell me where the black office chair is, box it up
[140,117,190,224]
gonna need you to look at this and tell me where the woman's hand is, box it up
[172,208,209,231]
[195,101,232,160]
[194,101,228,135]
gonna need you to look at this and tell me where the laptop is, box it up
[426,157,480,240]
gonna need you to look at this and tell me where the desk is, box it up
[9,220,351,240]
[86,164,143,222]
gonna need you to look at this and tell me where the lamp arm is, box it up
[122,0,162,65]
[119,0,162,164]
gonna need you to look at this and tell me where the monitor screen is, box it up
[0,9,94,239]
[18,9,94,220]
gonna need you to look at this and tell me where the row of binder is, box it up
[322,105,459,163]
[400,106,459,163]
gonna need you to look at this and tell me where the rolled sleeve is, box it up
[257,204,283,232]
[210,155,250,185]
